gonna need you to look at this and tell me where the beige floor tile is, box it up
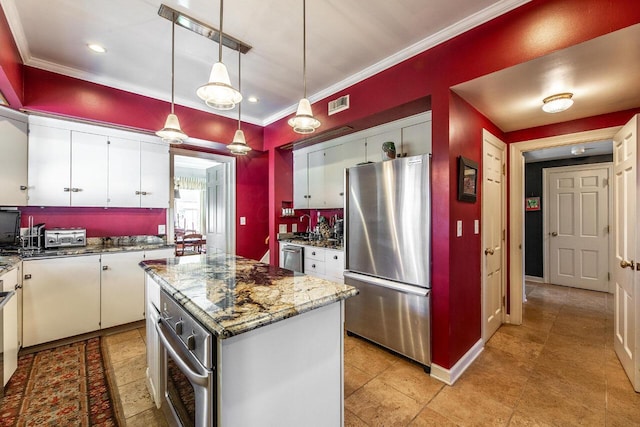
[345,377,424,427]
[118,378,155,419]
[345,362,376,397]
[107,335,147,364]
[125,407,168,427]
[427,384,512,426]
[105,329,141,346]
[112,353,147,387]
[376,359,443,405]
[507,411,555,426]
[345,408,369,427]
[408,407,460,426]
[485,329,545,363]
[344,340,398,376]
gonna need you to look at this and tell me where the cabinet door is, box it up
[365,129,401,162]
[343,138,367,170]
[140,141,169,208]
[22,255,101,347]
[71,131,109,206]
[401,121,432,157]
[101,251,145,329]
[108,136,141,207]
[304,257,326,277]
[325,250,345,283]
[293,150,309,209]
[307,149,325,209]
[0,115,28,206]
[27,124,71,206]
[2,268,19,386]
[324,145,345,208]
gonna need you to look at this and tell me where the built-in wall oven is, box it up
[156,290,216,427]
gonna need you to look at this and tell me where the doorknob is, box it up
[551,232,558,237]
[620,259,635,269]
[484,248,495,255]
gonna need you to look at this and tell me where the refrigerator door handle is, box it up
[344,271,429,297]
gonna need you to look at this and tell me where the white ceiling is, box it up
[523,139,613,163]
[453,24,640,132]
[1,0,528,126]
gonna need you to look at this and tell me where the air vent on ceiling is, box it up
[328,95,350,116]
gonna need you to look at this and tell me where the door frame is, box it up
[542,163,614,292]
[509,126,620,324]
[169,147,237,254]
[482,129,507,341]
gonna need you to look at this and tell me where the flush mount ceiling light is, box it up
[156,17,188,144]
[288,0,320,134]
[196,0,242,110]
[542,92,574,114]
[570,146,586,156]
[227,50,251,156]
[247,96,259,103]
[87,43,106,53]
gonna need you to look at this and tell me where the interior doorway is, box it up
[170,148,236,255]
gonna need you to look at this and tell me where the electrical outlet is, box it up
[292,224,297,232]
[240,216,246,225]
[158,224,166,234]
[456,220,463,237]
[474,220,479,234]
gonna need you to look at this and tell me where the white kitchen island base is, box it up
[217,301,344,427]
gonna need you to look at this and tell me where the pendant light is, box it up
[156,17,188,144]
[227,50,251,155]
[288,0,320,134]
[196,0,242,110]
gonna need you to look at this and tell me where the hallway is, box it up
[344,282,640,426]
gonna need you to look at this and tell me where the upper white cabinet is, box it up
[292,112,432,209]
[27,116,169,208]
[0,110,28,206]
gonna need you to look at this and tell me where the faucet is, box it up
[299,214,312,234]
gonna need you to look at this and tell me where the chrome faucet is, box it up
[299,214,312,234]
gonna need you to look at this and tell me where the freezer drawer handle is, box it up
[344,271,430,296]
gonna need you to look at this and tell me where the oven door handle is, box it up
[155,319,210,387]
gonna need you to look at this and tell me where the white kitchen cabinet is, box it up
[145,274,162,408]
[366,128,402,161]
[293,150,309,209]
[27,124,72,206]
[22,255,101,347]
[306,144,344,209]
[140,141,170,208]
[299,245,344,283]
[342,138,368,170]
[0,111,28,206]
[306,149,325,208]
[100,251,145,329]
[2,267,19,386]
[70,131,109,206]
[325,249,345,283]
[400,120,432,157]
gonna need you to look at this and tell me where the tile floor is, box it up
[104,282,640,426]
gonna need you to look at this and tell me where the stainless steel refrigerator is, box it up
[344,154,431,367]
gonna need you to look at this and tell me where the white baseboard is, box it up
[525,275,544,283]
[430,339,483,385]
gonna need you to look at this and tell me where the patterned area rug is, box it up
[0,337,123,426]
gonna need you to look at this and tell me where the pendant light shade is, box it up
[228,49,251,155]
[289,0,320,134]
[197,0,242,110]
[157,18,188,144]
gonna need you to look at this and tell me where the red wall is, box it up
[18,207,166,237]
[0,5,23,107]
[264,0,640,370]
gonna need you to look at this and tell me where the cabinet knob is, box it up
[102,265,109,271]
[24,274,32,280]
[141,191,148,196]
[339,192,344,196]
[334,255,338,260]
[15,284,22,290]
[64,187,70,192]
[312,251,316,255]
[135,191,141,195]
[312,264,316,268]
[20,185,27,190]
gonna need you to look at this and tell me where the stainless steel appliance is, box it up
[0,210,20,249]
[0,290,15,397]
[280,244,304,273]
[345,154,431,367]
[44,228,86,248]
[156,290,215,427]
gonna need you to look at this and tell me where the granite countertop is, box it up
[0,255,22,275]
[280,238,344,250]
[20,236,174,259]
[140,253,358,339]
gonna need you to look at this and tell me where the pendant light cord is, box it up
[303,0,307,99]
[171,16,175,114]
[219,0,224,63]
[238,49,242,130]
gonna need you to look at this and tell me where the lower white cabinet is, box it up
[300,245,344,284]
[145,275,162,408]
[23,255,101,347]
[100,251,145,329]
[2,267,19,386]
[325,249,345,283]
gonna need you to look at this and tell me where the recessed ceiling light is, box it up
[542,92,573,113]
[87,43,107,53]
[247,96,259,103]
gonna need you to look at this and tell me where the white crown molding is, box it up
[263,0,531,126]
[0,0,29,63]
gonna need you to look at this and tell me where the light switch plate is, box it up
[240,216,247,225]
[158,224,166,234]
[278,224,287,233]
[292,224,297,232]
[456,220,463,237]
[474,219,479,234]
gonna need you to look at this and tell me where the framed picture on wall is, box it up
[525,196,541,211]
[457,156,478,203]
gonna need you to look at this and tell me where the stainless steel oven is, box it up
[156,290,216,427]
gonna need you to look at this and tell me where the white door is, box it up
[613,115,640,391]
[207,163,228,254]
[482,130,506,342]
[71,131,109,206]
[547,165,610,291]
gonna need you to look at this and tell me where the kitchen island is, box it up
[140,253,357,427]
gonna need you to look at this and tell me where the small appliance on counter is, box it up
[44,228,87,248]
